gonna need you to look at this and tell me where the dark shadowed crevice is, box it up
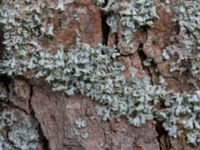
[149,61,160,85]
[102,0,108,7]
[0,14,4,59]
[155,121,172,150]
[174,20,180,35]
[154,97,172,150]
[137,43,147,69]
[137,43,154,84]
[101,11,110,45]
[1,75,11,98]
[0,24,4,59]
[137,43,161,84]
[37,123,50,150]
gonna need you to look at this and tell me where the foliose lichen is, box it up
[0,134,14,150]
[93,0,106,6]
[75,118,87,129]
[0,106,41,149]
[80,131,89,140]
[0,0,162,127]
[8,119,40,150]
[1,38,162,127]
[0,109,17,130]
[157,91,200,144]
[95,0,158,53]
[162,0,200,76]
[1,0,200,145]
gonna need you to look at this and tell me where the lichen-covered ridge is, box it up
[1,0,200,146]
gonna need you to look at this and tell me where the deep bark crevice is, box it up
[2,75,11,98]
[0,24,4,59]
[101,11,110,45]
[137,43,158,84]
[27,82,50,150]
[137,43,147,69]
[155,121,172,150]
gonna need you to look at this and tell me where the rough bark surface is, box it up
[0,0,199,150]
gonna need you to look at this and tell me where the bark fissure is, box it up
[101,11,110,45]
[155,120,172,150]
[1,76,28,114]
[27,82,50,150]
[0,25,4,59]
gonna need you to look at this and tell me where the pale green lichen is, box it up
[0,109,17,130]
[157,91,200,144]
[0,91,7,101]
[97,0,158,51]
[75,118,87,129]
[74,118,89,140]
[158,1,200,143]
[80,131,89,140]
[0,107,41,149]
[162,0,200,76]
[2,0,200,145]
[0,1,162,127]
[93,0,106,6]
[5,41,161,127]
[8,119,40,150]
[0,135,14,150]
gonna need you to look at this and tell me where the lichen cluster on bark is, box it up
[1,0,200,150]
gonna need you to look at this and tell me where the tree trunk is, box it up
[0,0,199,150]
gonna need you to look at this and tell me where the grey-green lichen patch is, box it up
[95,105,111,121]
[75,118,87,129]
[161,0,200,76]
[0,109,17,130]
[0,134,14,150]
[1,0,32,5]
[93,0,106,7]
[0,1,54,75]
[0,0,163,136]
[80,131,89,140]
[0,88,7,101]
[119,0,158,32]
[2,0,200,146]
[0,0,79,76]
[8,119,40,150]
[94,0,158,52]
[74,118,89,140]
[0,0,45,76]
[0,106,41,149]
[4,39,161,127]
[157,91,200,144]
[0,93,7,101]
[74,129,89,140]
[0,108,16,150]
[0,2,162,127]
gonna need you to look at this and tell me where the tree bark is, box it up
[0,0,199,150]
